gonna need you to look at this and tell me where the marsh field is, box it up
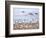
[13,21,39,30]
[13,8,39,30]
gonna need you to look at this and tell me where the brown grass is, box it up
[13,21,39,30]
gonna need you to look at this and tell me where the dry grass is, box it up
[13,21,39,30]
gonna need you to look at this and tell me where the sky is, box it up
[13,8,39,24]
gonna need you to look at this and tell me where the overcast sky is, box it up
[13,8,39,23]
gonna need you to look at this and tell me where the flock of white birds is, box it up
[13,8,39,24]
